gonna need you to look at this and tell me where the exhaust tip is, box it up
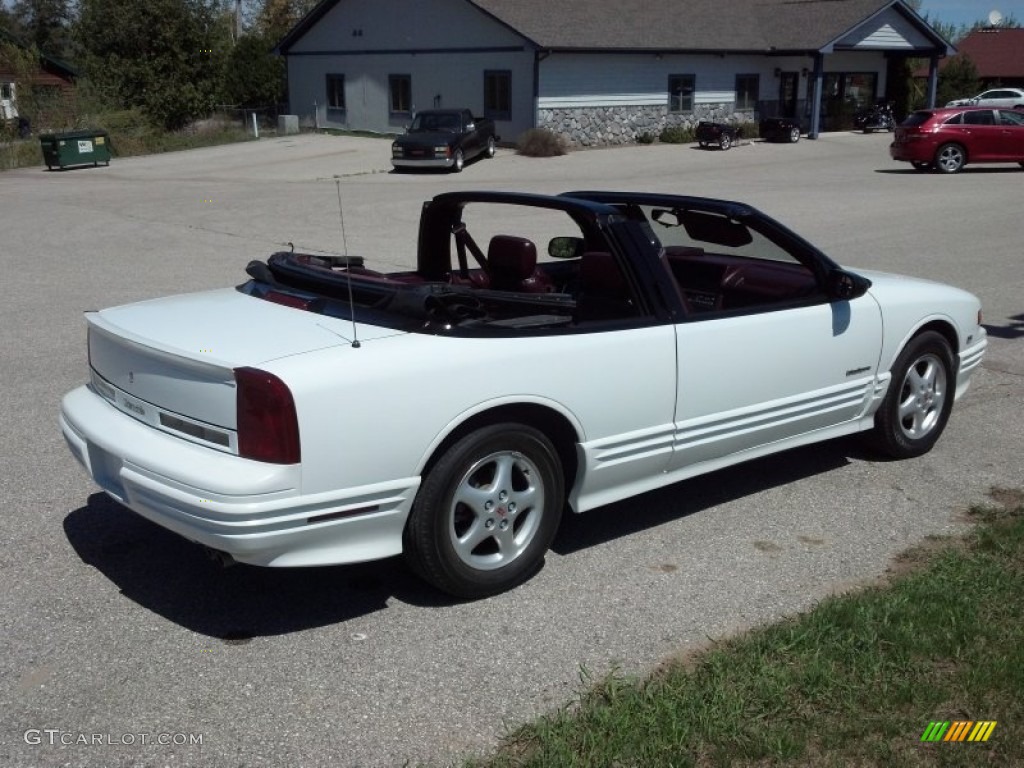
[203,546,237,568]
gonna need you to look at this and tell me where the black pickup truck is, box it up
[391,109,498,172]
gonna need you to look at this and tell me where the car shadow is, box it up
[875,166,1024,175]
[552,436,868,556]
[63,494,455,640]
[64,437,875,637]
[984,314,1024,339]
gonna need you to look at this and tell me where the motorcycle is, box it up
[853,102,896,133]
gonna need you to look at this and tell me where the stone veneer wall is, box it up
[538,103,755,146]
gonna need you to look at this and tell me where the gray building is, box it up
[277,0,952,144]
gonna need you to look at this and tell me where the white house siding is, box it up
[833,7,935,50]
[538,53,824,145]
[285,0,535,137]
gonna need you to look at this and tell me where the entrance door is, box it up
[779,72,798,117]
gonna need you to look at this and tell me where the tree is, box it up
[76,0,231,129]
[936,54,980,106]
[253,0,318,41]
[11,0,72,58]
[221,31,284,107]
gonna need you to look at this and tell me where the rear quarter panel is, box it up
[264,325,678,498]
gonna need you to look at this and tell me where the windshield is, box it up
[410,113,461,133]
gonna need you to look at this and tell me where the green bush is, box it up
[636,132,655,145]
[516,128,568,157]
[658,125,694,144]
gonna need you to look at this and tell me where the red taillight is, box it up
[263,291,313,310]
[235,367,301,464]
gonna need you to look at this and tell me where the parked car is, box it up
[695,121,740,149]
[890,106,1024,173]
[60,190,987,598]
[946,88,1024,109]
[391,108,497,172]
[758,117,802,143]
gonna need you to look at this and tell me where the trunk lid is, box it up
[87,288,403,432]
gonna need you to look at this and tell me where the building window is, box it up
[389,74,412,115]
[669,75,695,113]
[484,70,511,120]
[735,74,759,111]
[326,74,345,115]
[1,82,13,100]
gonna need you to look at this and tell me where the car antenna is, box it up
[335,179,361,348]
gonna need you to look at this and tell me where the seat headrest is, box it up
[488,235,538,281]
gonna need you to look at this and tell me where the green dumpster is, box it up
[40,130,112,170]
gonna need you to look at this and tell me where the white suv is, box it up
[947,88,1024,108]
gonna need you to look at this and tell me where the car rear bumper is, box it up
[60,385,419,567]
[890,141,934,163]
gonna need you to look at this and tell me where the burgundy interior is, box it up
[664,245,818,312]
[485,235,556,293]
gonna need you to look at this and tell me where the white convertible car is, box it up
[61,191,987,597]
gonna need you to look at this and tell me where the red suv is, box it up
[890,106,1024,173]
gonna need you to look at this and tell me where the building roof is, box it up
[279,0,949,55]
[948,27,1024,79]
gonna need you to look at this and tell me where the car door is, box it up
[958,110,1001,160]
[669,298,882,468]
[649,203,882,470]
[995,109,1024,160]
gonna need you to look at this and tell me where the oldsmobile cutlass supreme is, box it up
[61,191,987,598]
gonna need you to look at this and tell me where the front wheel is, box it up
[718,134,732,150]
[934,143,965,173]
[404,423,564,598]
[485,136,496,159]
[788,127,801,143]
[868,331,955,459]
[451,148,465,173]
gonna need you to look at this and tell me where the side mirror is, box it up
[827,269,871,301]
[548,236,585,259]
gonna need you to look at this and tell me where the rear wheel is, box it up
[788,126,801,143]
[934,143,966,173]
[404,423,564,598]
[868,331,955,459]
[718,134,732,150]
[451,148,465,173]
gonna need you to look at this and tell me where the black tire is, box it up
[868,331,955,459]
[451,148,464,173]
[719,134,732,150]
[934,143,966,173]
[788,127,800,143]
[404,423,564,598]
[485,136,496,159]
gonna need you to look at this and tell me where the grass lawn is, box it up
[464,491,1024,767]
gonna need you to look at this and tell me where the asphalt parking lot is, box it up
[1,132,1022,767]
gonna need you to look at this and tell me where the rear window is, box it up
[902,111,934,127]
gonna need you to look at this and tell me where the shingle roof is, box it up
[469,0,897,51]
[951,27,1024,78]
[279,0,947,56]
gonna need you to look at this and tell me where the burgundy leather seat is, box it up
[575,251,636,322]
[486,235,554,293]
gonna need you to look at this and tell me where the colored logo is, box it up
[920,721,997,742]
